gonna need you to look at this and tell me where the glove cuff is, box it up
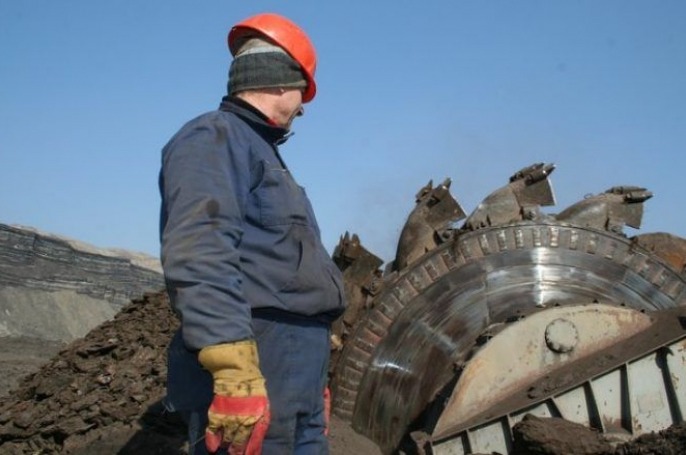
[199,341,266,397]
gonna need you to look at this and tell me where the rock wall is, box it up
[0,223,165,341]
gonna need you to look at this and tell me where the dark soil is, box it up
[512,414,686,455]
[0,291,683,454]
[0,291,379,454]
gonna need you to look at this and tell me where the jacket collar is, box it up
[218,96,292,145]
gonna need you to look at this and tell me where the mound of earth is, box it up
[0,291,379,454]
[0,291,683,454]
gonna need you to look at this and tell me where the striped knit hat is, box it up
[227,37,307,96]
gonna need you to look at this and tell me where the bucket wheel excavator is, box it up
[330,163,686,454]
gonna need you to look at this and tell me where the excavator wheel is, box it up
[331,164,686,454]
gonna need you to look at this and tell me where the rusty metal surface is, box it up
[330,232,383,375]
[431,306,686,454]
[633,232,686,274]
[433,304,655,439]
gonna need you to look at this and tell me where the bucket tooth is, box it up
[556,186,653,234]
[463,162,556,231]
[394,178,466,271]
[331,232,384,377]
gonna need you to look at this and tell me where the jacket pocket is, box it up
[276,226,344,313]
[254,161,310,226]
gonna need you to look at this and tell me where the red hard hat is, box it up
[228,13,317,103]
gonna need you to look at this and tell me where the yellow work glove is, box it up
[198,340,270,455]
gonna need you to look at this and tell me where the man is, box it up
[159,13,345,454]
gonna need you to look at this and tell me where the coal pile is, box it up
[0,291,187,454]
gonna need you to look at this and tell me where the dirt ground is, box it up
[0,291,684,454]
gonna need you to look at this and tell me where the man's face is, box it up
[273,88,305,129]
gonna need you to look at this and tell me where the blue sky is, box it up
[1,1,685,263]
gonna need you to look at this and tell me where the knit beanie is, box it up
[228,37,307,96]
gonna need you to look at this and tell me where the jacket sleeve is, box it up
[159,117,252,350]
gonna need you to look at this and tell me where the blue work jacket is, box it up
[159,97,345,350]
